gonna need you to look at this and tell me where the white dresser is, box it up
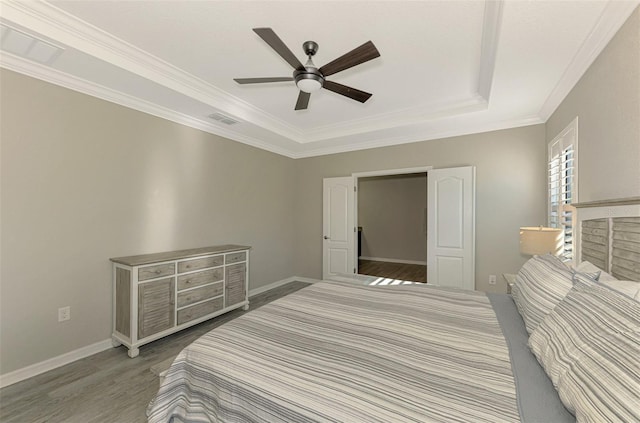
[110,245,250,357]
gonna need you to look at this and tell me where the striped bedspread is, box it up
[147,281,519,423]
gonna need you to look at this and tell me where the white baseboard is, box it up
[359,256,427,266]
[248,276,321,297]
[1,276,321,389]
[249,276,295,296]
[294,276,323,284]
[0,338,113,388]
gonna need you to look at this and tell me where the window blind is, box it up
[548,141,575,261]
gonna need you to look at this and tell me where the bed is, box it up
[147,200,639,423]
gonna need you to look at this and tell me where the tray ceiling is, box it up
[1,1,637,158]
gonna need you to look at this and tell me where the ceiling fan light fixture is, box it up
[297,78,322,93]
[294,70,324,93]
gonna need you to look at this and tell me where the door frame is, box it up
[352,166,433,273]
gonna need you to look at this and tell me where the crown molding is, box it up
[2,0,552,159]
[301,94,488,143]
[538,0,640,121]
[1,50,542,160]
[0,0,306,141]
[0,52,297,158]
[290,115,544,159]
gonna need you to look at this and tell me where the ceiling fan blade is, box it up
[295,91,311,110]
[234,77,294,84]
[319,41,380,77]
[253,28,305,71]
[323,80,372,103]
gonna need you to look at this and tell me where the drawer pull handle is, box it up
[186,265,191,269]
[155,270,161,274]
[186,280,191,284]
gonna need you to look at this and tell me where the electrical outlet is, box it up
[58,306,71,322]
[489,275,497,285]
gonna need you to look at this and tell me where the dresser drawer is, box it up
[177,297,224,325]
[177,268,223,291]
[177,282,223,308]
[138,263,175,281]
[178,255,223,273]
[225,251,246,264]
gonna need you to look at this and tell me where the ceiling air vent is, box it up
[0,24,64,65]
[208,112,240,126]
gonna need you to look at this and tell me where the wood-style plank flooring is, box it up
[358,259,427,283]
[0,281,311,423]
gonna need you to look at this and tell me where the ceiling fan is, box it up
[234,28,380,110]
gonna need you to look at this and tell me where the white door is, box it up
[323,177,355,280]
[427,166,475,289]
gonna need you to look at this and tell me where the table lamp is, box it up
[519,226,563,256]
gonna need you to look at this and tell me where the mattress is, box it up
[147,281,573,422]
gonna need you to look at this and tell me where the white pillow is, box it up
[600,279,640,300]
[573,261,601,280]
[573,261,639,299]
[574,260,602,274]
[597,270,619,282]
[574,260,620,282]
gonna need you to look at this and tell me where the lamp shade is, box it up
[519,227,563,256]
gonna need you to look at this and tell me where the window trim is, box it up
[548,117,579,263]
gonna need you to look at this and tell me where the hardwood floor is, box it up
[358,259,427,283]
[0,281,311,423]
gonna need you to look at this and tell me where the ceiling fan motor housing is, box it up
[295,41,324,93]
[303,40,319,57]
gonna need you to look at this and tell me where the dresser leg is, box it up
[128,347,140,358]
[243,303,250,311]
[111,337,122,348]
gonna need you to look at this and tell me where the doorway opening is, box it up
[323,166,475,289]
[354,168,429,284]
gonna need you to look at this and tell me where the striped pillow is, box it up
[527,273,599,387]
[512,254,574,334]
[529,273,640,422]
[557,330,640,423]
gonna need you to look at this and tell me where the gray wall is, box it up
[546,6,640,202]
[2,6,637,377]
[0,69,296,374]
[358,174,427,262]
[294,124,548,294]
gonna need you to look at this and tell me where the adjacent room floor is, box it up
[358,259,427,283]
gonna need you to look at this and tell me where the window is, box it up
[548,118,578,262]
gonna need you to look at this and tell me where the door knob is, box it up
[323,236,330,240]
